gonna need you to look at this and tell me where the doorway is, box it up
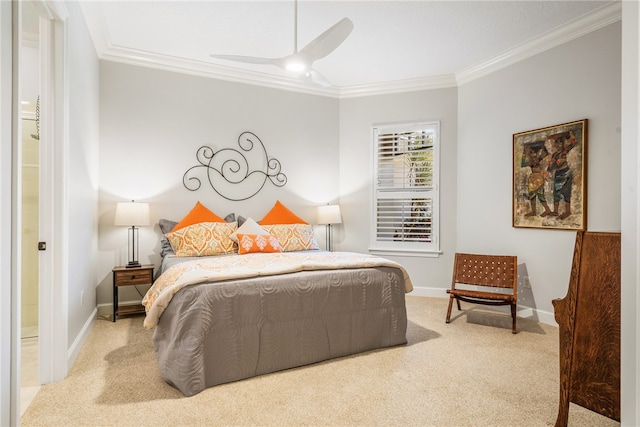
[20,1,41,416]
[4,0,67,424]
[21,115,39,340]
[20,115,40,415]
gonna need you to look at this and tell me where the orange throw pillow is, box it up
[172,201,225,231]
[259,200,308,225]
[237,233,282,254]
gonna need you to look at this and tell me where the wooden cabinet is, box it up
[112,265,154,322]
[552,231,620,426]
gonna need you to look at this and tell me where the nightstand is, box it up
[112,264,154,322]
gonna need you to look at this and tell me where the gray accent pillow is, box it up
[159,219,178,258]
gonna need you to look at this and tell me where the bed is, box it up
[142,203,413,396]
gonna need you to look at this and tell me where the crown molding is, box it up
[455,1,622,86]
[83,1,622,98]
[100,44,341,97]
[338,74,457,98]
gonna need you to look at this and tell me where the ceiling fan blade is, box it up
[208,5,352,88]
[299,18,354,61]
[209,53,283,67]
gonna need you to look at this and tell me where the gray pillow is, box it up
[159,219,178,257]
[159,218,178,234]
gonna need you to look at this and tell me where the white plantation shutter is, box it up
[371,122,440,255]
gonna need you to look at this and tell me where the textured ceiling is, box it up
[78,1,617,95]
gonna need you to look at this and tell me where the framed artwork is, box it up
[513,119,587,230]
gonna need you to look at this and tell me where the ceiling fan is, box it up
[209,1,353,87]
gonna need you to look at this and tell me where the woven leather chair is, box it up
[445,253,518,334]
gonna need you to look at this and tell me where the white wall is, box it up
[64,1,100,359]
[338,88,458,295]
[458,22,621,323]
[97,61,339,306]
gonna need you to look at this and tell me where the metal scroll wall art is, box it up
[183,131,287,201]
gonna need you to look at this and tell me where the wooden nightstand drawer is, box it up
[112,264,154,321]
[114,269,153,286]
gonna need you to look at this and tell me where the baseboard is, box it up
[409,286,448,299]
[410,286,558,327]
[67,307,97,370]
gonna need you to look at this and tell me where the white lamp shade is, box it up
[317,204,342,225]
[114,202,150,227]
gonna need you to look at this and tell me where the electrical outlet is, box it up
[80,290,84,307]
[522,276,531,289]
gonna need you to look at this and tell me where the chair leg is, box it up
[446,295,454,323]
[511,303,517,334]
[456,297,461,311]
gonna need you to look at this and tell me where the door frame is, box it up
[32,0,69,385]
[1,1,19,424]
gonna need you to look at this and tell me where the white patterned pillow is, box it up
[229,217,269,242]
[166,221,237,257]
[262,224,320,252]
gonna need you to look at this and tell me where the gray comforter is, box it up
[152,265,408,396]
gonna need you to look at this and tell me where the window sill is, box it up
[368,247,442,258]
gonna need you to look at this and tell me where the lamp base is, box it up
[126,261,142,269]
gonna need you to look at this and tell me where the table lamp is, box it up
[114,201,150,268]
[317,204,342,252]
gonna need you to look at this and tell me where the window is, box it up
[371,122,440,256]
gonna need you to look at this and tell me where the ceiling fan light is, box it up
[285,60,307,73]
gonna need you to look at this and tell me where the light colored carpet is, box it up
[20,296,620,426]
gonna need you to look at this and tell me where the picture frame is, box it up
[512,119,587,230]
